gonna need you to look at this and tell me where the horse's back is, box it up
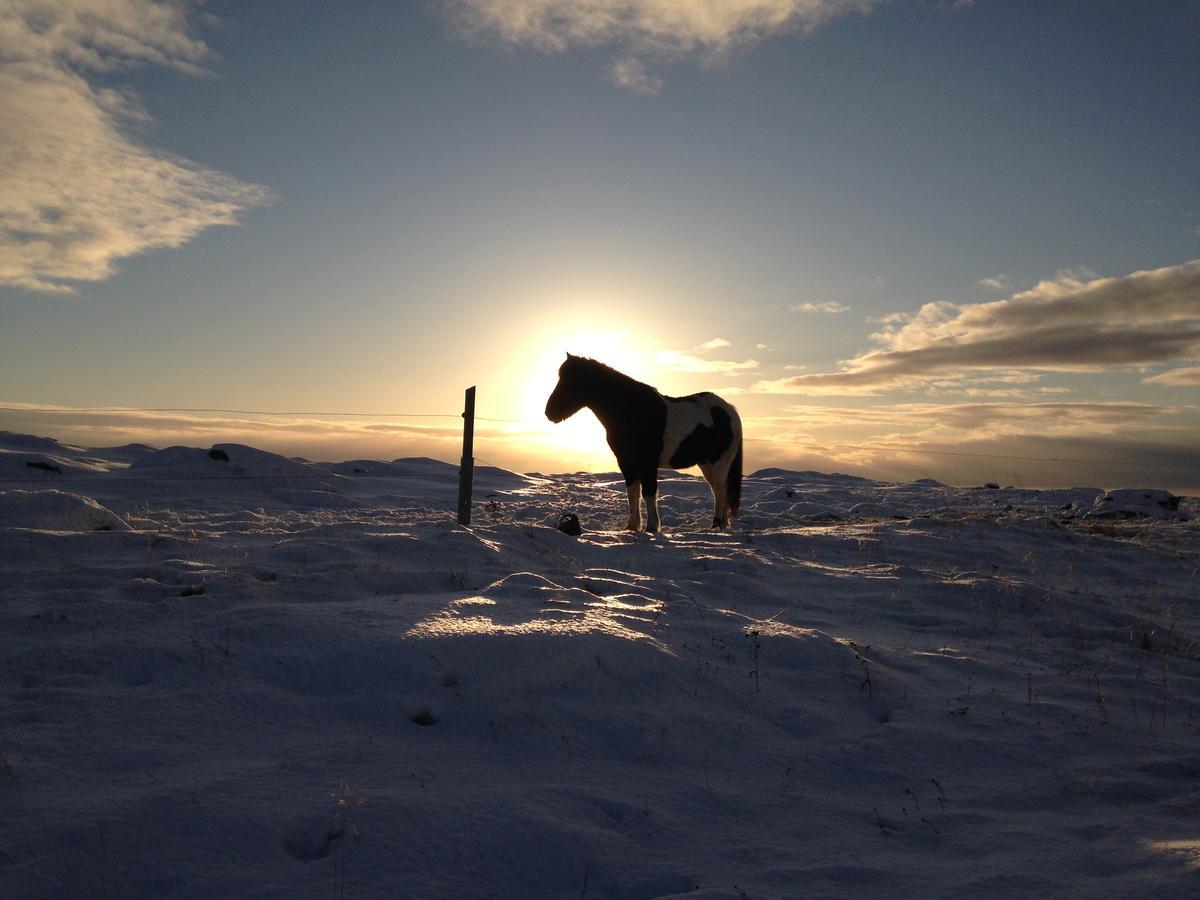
[660,391,742,470]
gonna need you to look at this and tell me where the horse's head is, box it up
[545,353,589,423]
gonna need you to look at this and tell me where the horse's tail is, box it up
[727,439,743,519]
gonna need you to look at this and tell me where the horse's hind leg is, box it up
[625,481,643,531]
[700,463,729,528]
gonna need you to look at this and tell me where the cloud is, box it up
[0,401,482,465]
[792,300,850,315]
[891,401,1177,439]
[926,385,1072,399]
[743,400,1200,491]
[7,398,1198,491]
[0,0,272,294]
[751,375,883,395]
[766,400,1179,436]
[0,401,644,477]
[1144,366,1200,386]
[447,0,880,90]
[652,348,759,374]
[755,259,1200,395]
[976,274,1010,292]
[607,54,662,94]
[698,337,731,351]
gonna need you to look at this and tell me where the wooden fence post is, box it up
[457,386,476,525]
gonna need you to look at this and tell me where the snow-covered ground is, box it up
[2,431,1198,898]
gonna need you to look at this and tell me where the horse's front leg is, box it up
[625,481,643,531]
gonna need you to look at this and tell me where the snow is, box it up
[0,490,129,532]
[1086,488,1187,521]
[1,430,1198,897]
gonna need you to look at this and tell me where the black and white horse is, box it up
[545,354,743,532]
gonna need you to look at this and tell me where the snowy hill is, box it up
[0,434,1197,897]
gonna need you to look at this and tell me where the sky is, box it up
[2,0,1199,490]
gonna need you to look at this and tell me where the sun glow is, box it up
[518,328,657,471]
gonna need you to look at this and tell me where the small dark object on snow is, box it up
[208,448,230,461]
[556,512,582,536]
[26,460,61,474]
[410,709,436,726]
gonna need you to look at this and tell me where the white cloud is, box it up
[698,337,731,351]
[447,0,880,91]
[607,54,663,94]
[976,274,1010,292]
[756,259,1200,395]
[792,300,850,315]
[0,1,272,294]
[653,348,759,374]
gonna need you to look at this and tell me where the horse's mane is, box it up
[568,355,651,391]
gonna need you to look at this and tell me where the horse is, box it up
[545,354,743,532]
